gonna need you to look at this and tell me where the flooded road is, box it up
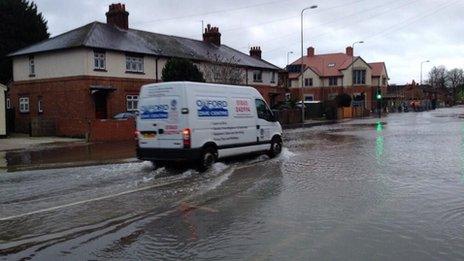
[2,107,464,260]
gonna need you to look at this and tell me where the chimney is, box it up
[106,3,129,30]
[307,46,315,57]
[203,24,221,46]
[346,46,353,56]
[249,46,262,59]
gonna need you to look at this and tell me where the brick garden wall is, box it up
[89,118,135,141]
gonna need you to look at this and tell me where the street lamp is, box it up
[420,60,430,85]
[350,41,363,115]
[286,51,294,66]
[350,40,364,91]
[300,5,318,124]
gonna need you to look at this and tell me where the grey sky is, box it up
[34,0,463,84]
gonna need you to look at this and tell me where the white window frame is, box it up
[271,71,276,83]
[6,98,11,109]
[126,95,139,112]
[29,56,35,76]
[253,70,262,82]
[125,56,144,73]
[94,51,106,70]
[19,97,29,113]
[38,98,43,113]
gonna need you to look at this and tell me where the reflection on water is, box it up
[376,121,384,165]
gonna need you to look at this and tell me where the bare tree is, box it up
[427,66,447,89]
[202,52,245,85]
[446,68,464,100]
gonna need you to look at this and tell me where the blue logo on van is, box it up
[170,99,177,111]
[140,104,169,119]
[196,99,228,117]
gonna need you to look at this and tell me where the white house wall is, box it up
[341,58,372,86]
[13,49,87,81]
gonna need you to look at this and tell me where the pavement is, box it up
[0,133,85,152]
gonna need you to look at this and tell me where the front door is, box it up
[94,92,108,119]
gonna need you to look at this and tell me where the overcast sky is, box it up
[34,0,463,84]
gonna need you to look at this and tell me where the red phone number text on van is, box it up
[235,100,251,113]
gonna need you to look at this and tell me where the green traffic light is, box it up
[376,94,382,100]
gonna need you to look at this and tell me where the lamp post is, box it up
[286,51,294,66]
[300,5,318,124]
[350,41,363,116]
[420,60,430,85]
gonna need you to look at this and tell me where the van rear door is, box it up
[138,93,184,149]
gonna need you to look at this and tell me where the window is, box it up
[329,77,338,86]
[253,70,262,82]
[304,95,314,101]
[353,69,366,85]
[285,93,291,101]
[38,97,43,113]
[304,78,313,87]
[126,95,138,111]
[19,97,29,113]
[255,99,273,121]
[94,51,106,70]
[328,63,336,67]
[271,71,276,83]
[382,77,387,86]
[126,56,144,73]
[6,98,11,109]
[29,56,35,76]
[328,93,338,100]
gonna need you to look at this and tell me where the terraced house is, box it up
[287,46,388,111]
[8,3,281,137]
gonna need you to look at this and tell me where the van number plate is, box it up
[143,133,156,139]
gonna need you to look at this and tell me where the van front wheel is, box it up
[198,147,217,171]
[267,137,282,158]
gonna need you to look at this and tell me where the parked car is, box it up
[113,112,136,120]
[135,81,283,170]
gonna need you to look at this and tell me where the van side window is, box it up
[255,99,272,121]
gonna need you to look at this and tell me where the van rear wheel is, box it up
[198,147,217,171]
[267,137,282,158]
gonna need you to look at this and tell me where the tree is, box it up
[202,53,245,85]
[0,0,49,84]
[335,93,352,107]
[427,66,447,89]
[446,68,464,100]
[161,58,205,82]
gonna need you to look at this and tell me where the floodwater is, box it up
[1,107,464,260]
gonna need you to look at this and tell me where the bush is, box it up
[335,93,352,107]
[161,58,205,82]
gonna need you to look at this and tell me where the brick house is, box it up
[8,3,282,137]
[287,46,388,111]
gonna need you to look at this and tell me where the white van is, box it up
[136,82,283,170]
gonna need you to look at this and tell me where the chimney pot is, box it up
[106,3,129,30]
[307,46,315,57]
[250,46,262,59]
[203,24,221,46]
[346,46,353,56]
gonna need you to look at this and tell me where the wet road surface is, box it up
[2,107,464,260]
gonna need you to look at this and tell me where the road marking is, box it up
[0,180,182,222]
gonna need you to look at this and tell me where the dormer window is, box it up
[29,56,35,77]
[328,63,335,67]
[94,51,106,71]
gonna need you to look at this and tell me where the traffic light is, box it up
[376,92,382,100]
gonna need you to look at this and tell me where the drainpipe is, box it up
[155,57,159,82]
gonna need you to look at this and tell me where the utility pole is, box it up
[420,60,430,85]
